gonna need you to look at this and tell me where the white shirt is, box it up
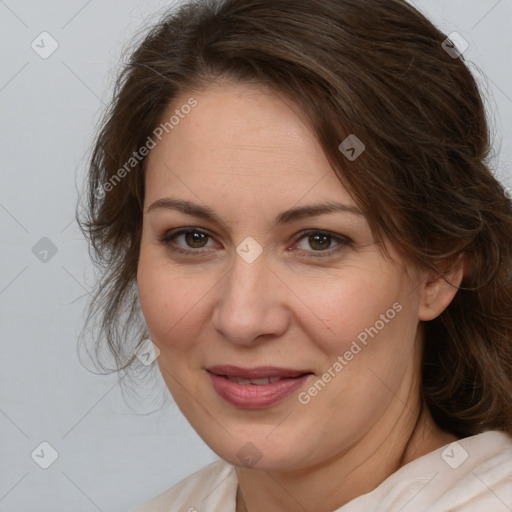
[131,430,512,512]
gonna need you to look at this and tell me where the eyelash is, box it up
[158,228,352,259]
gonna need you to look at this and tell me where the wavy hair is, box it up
[77,0,512,437]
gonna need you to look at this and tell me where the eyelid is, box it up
[290,230,352,258]
[159,227,218,253]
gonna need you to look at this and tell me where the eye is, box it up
[291,230,352,259]
[159,227,352,259]
[159,228,217,255]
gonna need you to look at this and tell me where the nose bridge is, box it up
[225,248,270,316]
[212,244,287,344]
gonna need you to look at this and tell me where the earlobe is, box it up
[418,256,465,321]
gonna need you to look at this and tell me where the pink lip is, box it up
[206,365,313,409]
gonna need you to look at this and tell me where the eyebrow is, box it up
[146,197,363,228]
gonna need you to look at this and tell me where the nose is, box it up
[211,248,290,346]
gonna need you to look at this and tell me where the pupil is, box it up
[311,234,330,250]
[187,232,206,248]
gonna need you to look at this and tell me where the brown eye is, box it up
[293,230,352,259]
[159,228,216,255]
[307,233,332,251]
[183,231,209,248]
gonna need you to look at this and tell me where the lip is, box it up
[207,365,311,379]
[206,365,313,409]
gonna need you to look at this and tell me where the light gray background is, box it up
[1,1,511,511]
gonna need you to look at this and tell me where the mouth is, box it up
[206,365,314,408]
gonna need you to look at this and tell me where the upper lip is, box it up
[207,365,312,379]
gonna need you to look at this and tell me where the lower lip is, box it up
[208,372,312,409]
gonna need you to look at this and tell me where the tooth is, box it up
[251,377,270,385]
[236,378,252,385]
[269,376,280,383]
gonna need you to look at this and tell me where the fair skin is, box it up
[137,80,463,512]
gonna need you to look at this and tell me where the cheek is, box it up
[314,279,420,407]
[291,267,412,355]
[137,259,168,338]
[136,249,220,355]
[137,254,188,344]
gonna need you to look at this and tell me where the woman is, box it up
[77,0,512,510]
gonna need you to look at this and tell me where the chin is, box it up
[195,423,308,471]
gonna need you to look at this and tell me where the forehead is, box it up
[144,81,355,207]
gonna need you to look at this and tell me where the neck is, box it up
[235,396,457,512]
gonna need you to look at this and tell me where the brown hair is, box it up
[77,0,512,438]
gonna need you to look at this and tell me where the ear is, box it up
[418,255,466,321]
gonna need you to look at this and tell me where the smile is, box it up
[206,365,313,408]
[225,376,282,385]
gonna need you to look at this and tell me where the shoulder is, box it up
[130,459,237,512]
[339,430,512,512]
[427,430,512,511]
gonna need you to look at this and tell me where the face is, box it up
[137,80,430,472]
